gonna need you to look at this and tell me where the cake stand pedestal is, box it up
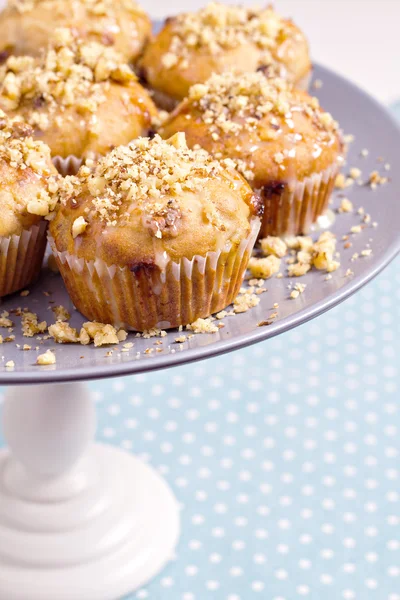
[0,382,180,600]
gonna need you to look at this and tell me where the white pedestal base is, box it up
[0,384,180,600]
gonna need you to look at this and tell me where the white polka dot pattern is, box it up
[70,256,400,599]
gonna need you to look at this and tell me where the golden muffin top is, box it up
[0,0,150,61]
[140,2,311,104]
[0,28,157,158]
[0,28,135,117]
[160,71,343,185]
[50,133,260,266]
[0,110,58,236]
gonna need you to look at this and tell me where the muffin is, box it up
[49,133,261,331]
[0,110,58,297]
[140,2,311,110]
[160,72,344,238]
[0,28,157,174]
[0,0,151,64]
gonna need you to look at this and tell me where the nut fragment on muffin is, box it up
[49,133,262,331]
[140,2,311,109]
[0,110,59,297]
[0,28,157,173]
[160,71,344,237]
[0,0,151,64]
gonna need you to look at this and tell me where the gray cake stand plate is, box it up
[0,64,399,385]
[0,60,399,600]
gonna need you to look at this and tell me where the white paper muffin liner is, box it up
[0,221,48,297]
[259,162,340,238]
[49,218,260,331]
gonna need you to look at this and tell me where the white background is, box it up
[147,0,400,104]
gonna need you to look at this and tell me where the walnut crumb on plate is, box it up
[36,349,56,365]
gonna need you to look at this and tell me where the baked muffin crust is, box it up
[0,0,151,63]
[0,110,58,237]
[140,2,311,106]
[50,133,260,266]
[160,71,343,187]
[0,29,157,160]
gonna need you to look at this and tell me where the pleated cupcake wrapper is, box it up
[0,221,48,298]
[259,162,339,238]
[48,218,260,331]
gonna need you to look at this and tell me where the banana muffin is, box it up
[0,28,157,174]
[0,0,151,64]
[49,133,261,330]
[0,110,58,296]
[140,2,311,110]
[160,71,344,237]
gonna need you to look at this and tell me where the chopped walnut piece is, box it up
[72,216,88,239]
[21,312,47,337]
[248,255,281,279]
[117,329,128,342]
[368,170,388,189]
[338,198,353,213]
[312,232,339,272]
[141,328,167,339]
[52,305,71,322]
[187,318,219,334]
[0,312,13,328]
[36,349,56,365]
[82,322,120,347]
[22,344,31,350]
[5,360,15,369]
[79,328,91,346]
[234,292,260,314]
[287,262,311,277]
[349,167,362,179]
[48,322,80,344]
[175,335,187,343]
[260,236,287,258]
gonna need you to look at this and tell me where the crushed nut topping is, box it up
[57,133,238,227]
[162,3,294,68]
[0,110,57,216]
[0,28,136,123]
[10,0,145,17]
[181,71,339,180]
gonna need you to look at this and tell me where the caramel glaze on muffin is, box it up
[0,110,58,238]
[0,0,151,64]
[50,133,261,267]
[0,29,158,162]
[140,2,311,109]
[160,72,344,236]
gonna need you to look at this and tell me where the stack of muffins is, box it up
[0,0,344,333]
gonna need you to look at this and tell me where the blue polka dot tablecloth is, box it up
[2,106,400,600]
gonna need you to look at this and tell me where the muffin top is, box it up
[0,110,58,237]
[140,2,311,103]
[50,133,260,267]
[0,0,151,62]
[0,28,157,158]
[160,71,344,186]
